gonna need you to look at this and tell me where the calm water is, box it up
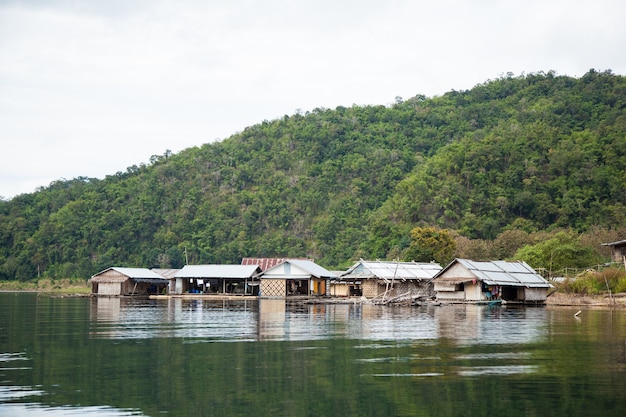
[1,293,625,417]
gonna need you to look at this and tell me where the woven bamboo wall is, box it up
[260,279,286,297]
[362,281,380,298]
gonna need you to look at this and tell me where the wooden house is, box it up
[338,260,442,300]
[90,267,169,296]
[432,259,551,303]
[259,259,335,298]
[173,264,262,295]
[601,239,626,263]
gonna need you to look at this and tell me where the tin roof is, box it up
[241,257,314,271]
[92,267,166,280]
[289,259,335,278]
[601,239,626,247]
[341,260,442,282]
[152,268,180,279]
[262,259,336,279]
[434,259,550,288]
[91,267,169,284]
[175,264,261,279]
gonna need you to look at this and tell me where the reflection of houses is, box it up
[432,259,551,303]
[258,299,287,340]
[260,259,335,297]
[90,296,121,322]
[173,265,262,295]
[90,267,169,296]
[601,239,626,263]
[338,260,442,299]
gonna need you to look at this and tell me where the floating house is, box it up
[90,267,169,296]
[259,259,335,297]
[173,264,262,295]
[337,260,442,299]
[601,239,626,263]
[432,259,551,303]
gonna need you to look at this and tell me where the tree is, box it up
[403,226,456,264]
[513,231,601,276]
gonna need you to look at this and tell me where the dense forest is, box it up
[2,70,626,281]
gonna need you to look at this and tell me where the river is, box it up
[1,293,625,416]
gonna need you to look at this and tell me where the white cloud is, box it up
[1,0,625,198]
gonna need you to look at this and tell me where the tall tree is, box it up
[403,226,456,265]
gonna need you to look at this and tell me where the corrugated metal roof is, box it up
[602,239,626,246]
[285,259,335,278]
[152,268,180,279]
[241,257,314,271]
[92,267,167,280]
[439,259,549,288]
[341,260,442,282]
[175,264,261,279]
[262,259,336,279]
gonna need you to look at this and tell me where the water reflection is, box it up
[0,402,144,417]
[435,304,548,345]
[0,352,144,416]
[90,297,259,341]
[3,293,626,417]
[89,298,548,345]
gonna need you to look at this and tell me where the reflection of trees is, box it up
[3,294,626,417]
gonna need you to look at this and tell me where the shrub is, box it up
[565,268,626,294]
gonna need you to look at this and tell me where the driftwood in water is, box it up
[377,291,412,305]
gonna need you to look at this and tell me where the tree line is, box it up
[1,70,625,281]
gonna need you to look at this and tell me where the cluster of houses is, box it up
[90,256,555,304]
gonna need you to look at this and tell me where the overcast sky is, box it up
[1,0,625,199]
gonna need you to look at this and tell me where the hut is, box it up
[173,264,262,295]
[259,259,335,298]
[90,267,169,296]
[432,259,551,303]
[338,260,442,300]
[601,239,626,263]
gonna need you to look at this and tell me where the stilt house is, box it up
[173,264,262,295]
[601,239,626,263]
[259,259,335,297]
[432,259,551,303]
[90,267,169,296]
[338,260,442,299]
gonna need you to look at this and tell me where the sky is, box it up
[1,0,625,199]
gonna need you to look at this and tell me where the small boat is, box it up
[474,299,503,306]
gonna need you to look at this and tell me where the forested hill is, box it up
[2,70,626,281]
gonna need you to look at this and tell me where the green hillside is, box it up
[2,70,626,281]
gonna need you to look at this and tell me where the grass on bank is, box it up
[0,278,91,294]
[556,267,626,295]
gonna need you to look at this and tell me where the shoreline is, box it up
[2,285,625,308]
[545,292,626,308]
